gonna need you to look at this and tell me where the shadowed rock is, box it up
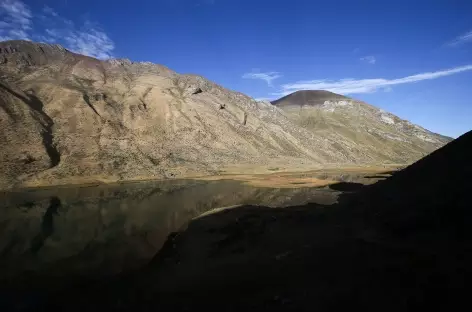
[329,181,364,191]
[37,131,472,311]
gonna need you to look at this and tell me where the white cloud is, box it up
[360,55,376,64]
[448,30,472,46]
[274,65,472,96]
[45,28,59,38]
[8,28,28,39]
[36,35,56,43]
[0,0,115,59]
[65,24,115,59]
[0,0,32,40]
[0,0,32,28]
[43,5,58,17]
[242,71,282,87]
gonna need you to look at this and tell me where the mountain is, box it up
[271,90,451,164]
[272,90,351,107]
[0,40,451,189]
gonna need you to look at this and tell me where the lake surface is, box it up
[0,178,340,306]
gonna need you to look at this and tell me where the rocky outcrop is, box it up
[0,40,452,189]
[0,41,67,68]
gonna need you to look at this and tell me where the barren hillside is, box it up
[272,90,451,164]
[0,40,451,189]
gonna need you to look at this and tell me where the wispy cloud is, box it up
[42,5,58,17]
[447,30,472,47]
[360,55,376,64]
[0,0,32,40]
[65,22,115,60]
[274,65,472,96]
[242,71,282,87]
[0,0,115,59]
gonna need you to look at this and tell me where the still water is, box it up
[0,178,338,294]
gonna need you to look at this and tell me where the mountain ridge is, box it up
[271,90,352,107]
[0,40,452,189]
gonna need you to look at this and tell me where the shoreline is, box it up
[1,164,403,193]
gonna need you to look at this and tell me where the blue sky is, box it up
[1,0,471,137]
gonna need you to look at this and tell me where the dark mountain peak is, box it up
[271,90,351,107]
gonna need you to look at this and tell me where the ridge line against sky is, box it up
[1,0,471,96]
[0,0,114,59]
[1,0,471,137]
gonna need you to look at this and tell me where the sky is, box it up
[1,0,471,138]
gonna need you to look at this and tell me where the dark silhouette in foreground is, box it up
[23,131,472,310]
[328,181,365,191]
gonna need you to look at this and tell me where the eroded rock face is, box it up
[0,40,451,189]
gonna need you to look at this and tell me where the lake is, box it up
[0,178,341,307]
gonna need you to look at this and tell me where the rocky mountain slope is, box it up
[0,40,451,189]
[271,90,451,164]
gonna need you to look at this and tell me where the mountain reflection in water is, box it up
[0,179,338,297]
